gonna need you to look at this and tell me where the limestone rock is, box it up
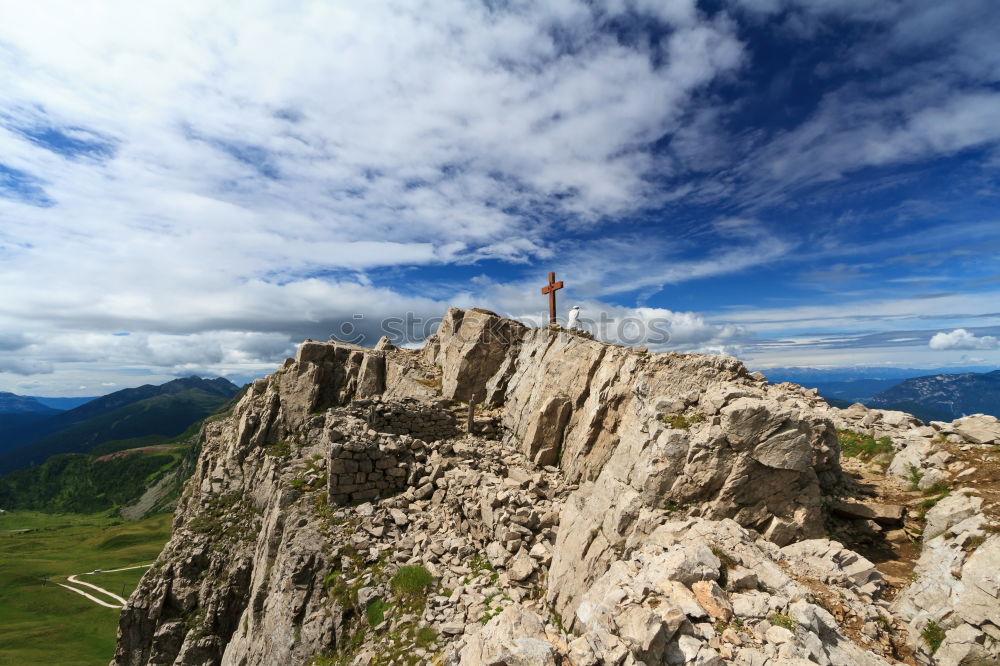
[520,395,572,467]
[829,500,904,526]
[434,307,528,403]
[507,550,536,582]
[951,414,1000,444]
[923,490,982,540]
[893,492,1000,665]
[690,580,733,622]
[459,606,559,666]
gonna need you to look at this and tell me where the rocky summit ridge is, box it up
[112,308,1000,666]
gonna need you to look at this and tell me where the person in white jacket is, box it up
[567,305,581,330]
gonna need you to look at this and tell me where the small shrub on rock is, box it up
[664,412,706,430]
[769,613,796,631]
[921,620,945,654]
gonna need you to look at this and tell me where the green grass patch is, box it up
[922,481,950,496]
[390,565,434,598]
[916,490,951,530]
[0,511,171,666]
[365,599,391,627]
[414,626,437,647]
[906,464,924,491]
[663,412,706,430]
[837,430,894,462]
[265,440,291,457]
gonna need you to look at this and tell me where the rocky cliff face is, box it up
[113,309,999,666]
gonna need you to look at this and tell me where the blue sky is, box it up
[0,0,999,395]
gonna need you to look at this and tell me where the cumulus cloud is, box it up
[929,329,999,351]
[0,1,760,392]
[0,332,29,351]
[0,1,745,244]
[0,357,54,375]
[1,0,999,391]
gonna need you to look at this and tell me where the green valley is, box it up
[0,511,172,665]
[0,380,245,663]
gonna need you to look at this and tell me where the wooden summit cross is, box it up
[541,271,563,326]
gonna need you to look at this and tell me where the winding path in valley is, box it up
[56,563,152,609]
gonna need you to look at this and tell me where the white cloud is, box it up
[708,291,1000,367]
[929,329,999,351]
[1,0,998,392]
[0,358,54,375]
[0,1,756,392]
[717,289,1000,333]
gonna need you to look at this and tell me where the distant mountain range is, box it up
[759,365,994,384]
[869,370,1000,423]
[0,394,244,516]
[763,366,1000,423]
[0,376,240,475]
[0,394,62,443]
[0,392,62,414]
[795,378,902,404]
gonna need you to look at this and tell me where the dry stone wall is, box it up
[326,398,460,504]
[356,397,458,440]
[326,427,418,505]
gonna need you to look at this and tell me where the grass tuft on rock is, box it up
[390,565,434,598]
[414,626,437,647]
[922,481,950,496]
[906,464,924,491]
[365,599,391,628]
[663,412,706,430]
[837,430,894,462]
[265,440,291,457]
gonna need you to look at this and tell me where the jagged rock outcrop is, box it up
[892,490,1000,665]
[113,308,998,666]
[113,340,443,665]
